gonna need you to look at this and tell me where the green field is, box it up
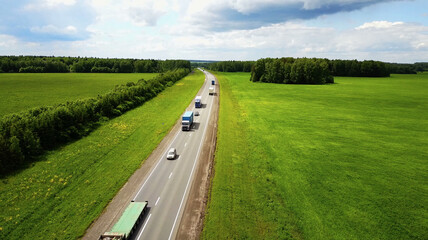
[203,72,428,239]
[0,73,158,116]
[0,71,204,239]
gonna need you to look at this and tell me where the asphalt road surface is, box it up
[129,69,216,240]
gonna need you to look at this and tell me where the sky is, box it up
[0,0,427,63]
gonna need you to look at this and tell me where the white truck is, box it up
[209,86,215,95]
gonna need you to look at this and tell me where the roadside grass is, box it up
[203,72,428,239]
[0,70,204,239]
[0,73,158,116]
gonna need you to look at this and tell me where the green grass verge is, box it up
[0,70,204,239]
[0,73,158,116]
[202,72,428,239]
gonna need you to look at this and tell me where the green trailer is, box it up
[99,201,148,240]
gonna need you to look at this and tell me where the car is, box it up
[194,111,200,116]
[167,148,176,160]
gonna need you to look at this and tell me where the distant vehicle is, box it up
[99,201,148,240]
[194,111,200,116]
[167,148,177,160]
[195,96,202,108]
[209,86,215,95]
[211,80,215,85]
[182,111,194,131]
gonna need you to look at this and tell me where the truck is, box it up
[195,96,202,108]
[209,86,215,95]
[99,201,148,240]
[182,111,194,131]
[211,80,215,85]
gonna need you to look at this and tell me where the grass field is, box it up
[0,73,158,116]
[0,70,204,239]
[202,72,428,239]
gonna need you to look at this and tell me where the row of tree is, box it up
[208,61,255,72]
[207,58,393,78]
[250,58,334,84]
[0,56,191,73]
[329,59,389,77]
[0,68,190,175]
[386,63,427,74]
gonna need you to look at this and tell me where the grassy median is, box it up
[202,72,428,239]
[0,70,204,239]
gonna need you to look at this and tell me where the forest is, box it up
[0,56,191,73]
[250,57,334,84]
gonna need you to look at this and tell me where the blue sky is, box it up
[0,0,427,62]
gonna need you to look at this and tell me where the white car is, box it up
[167,148,177,160]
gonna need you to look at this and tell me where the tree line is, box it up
[209,61,255,72]
[330,59,389,77]
[0,56,191,73]
[207,59,428,78]
[0,68,190,175]
[386,63,427,74]
[250,57,334,84]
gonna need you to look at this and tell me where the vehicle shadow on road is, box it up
[167,154,180,161]
[191,122,200,131]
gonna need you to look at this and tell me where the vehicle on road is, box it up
[182,111,194,131]
[211,80,215,85]
[209,86,215,95]
[99,201,148,240]
[195,96,202,108]
[167,148,177,160]
[194,111,200,116]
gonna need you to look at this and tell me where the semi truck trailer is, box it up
[99,201,148,240]
[182,111,194,131]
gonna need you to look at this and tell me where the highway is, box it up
[129,69,216,240]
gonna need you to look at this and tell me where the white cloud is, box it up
[356,21,404,29]
[0,34,19,47]
[24,0,76,10]
[90,0,168,27]
[165,20,428,62]
[44,0,76,7]
[30,25,78,35]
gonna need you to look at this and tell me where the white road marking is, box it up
[155,197,160,206]
[137,213,151,239]
[189,133,192,137]
[184,142,187,147]
[169,172,173,179]
[168,71,215,240]
[134,129,181,199]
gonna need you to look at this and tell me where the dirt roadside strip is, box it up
[82,71,219,240]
